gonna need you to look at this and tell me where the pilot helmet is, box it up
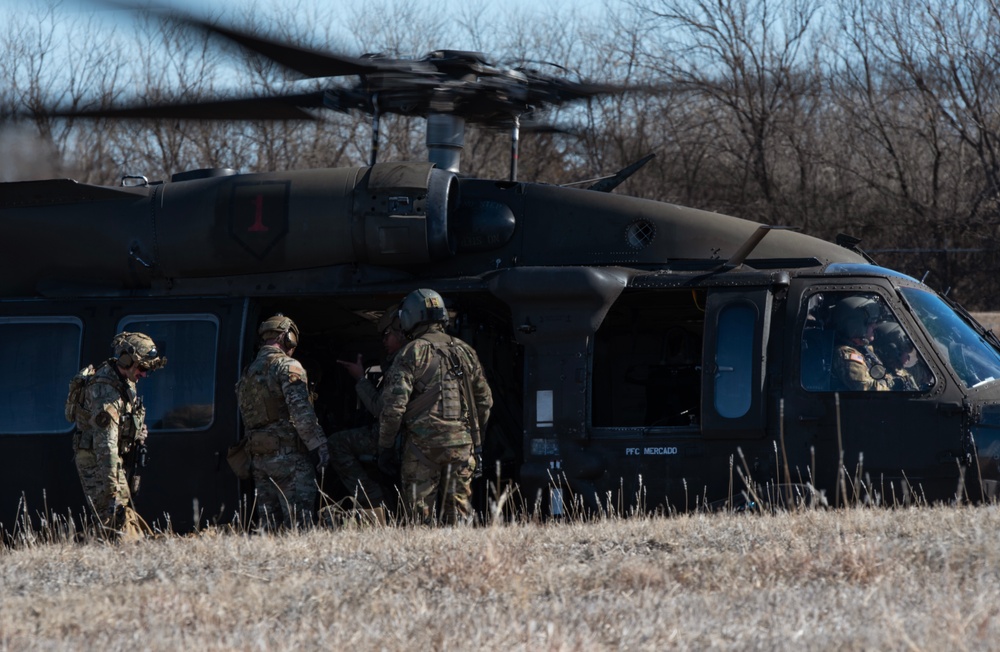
[398,289,449,334]
[830,295,881,340]
[258,313,300,349]
[112,331,166,371]
[871,321,911,367]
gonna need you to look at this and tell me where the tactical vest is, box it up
[413,332,471,423]
[236,348,291,430]
[72,361,144,452]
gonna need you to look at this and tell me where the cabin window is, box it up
[714,304,755,418]
[0,317,82,434]
[799,291,933,392]
[592,290,704,428]
[118,315,218,431]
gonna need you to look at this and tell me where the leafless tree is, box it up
[631,0,824,220]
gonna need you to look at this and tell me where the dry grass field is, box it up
[2,506,1000,651]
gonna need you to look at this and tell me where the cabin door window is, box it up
[714,304,755,418]
[700,288,772,438]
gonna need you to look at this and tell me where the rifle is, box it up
[122,397,149,496]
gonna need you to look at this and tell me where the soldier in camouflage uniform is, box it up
[237,315,330,529]
[378,289,493,525]
[329,302,405,515]
[70,332,165,535]
[829,295,891,391]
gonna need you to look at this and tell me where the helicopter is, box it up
[3,5,1000,533]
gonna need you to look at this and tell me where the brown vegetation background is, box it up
[1,0,999,307]
[2,508,1000,650]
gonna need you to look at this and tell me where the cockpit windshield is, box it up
[900,288,1000,389]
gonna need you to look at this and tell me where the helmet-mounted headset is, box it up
[112,332,166,371]
[259,314,300,349]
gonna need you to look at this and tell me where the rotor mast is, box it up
[426,114,465,173]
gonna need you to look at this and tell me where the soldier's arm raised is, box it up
[338,353,382,416]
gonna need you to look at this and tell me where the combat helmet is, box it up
[112,332,166,371]
[258,313,300,349]
[398,289,449,334]
[830,295,881,340]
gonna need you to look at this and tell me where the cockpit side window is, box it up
[799,291,933,393]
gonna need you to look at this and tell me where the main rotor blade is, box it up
[525,78,659,104]
[106,1,404,79]
[178,18,398,79]
[39,92,327,121]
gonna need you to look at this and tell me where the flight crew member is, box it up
[328,302,406,521]
[871,321,933,391]
[68,332,165,536]
[377,289,493,525]
[829,295,891,391]
[237,314,330,529]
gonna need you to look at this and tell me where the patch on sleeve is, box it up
[286,359,306,384]
[846,352,865,365]
[95,411,112,428]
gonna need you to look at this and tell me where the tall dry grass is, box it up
[2,506,1000,650]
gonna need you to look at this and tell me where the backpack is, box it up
[64,364,96,423]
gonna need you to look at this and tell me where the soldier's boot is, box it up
[357,506,387,527]
[117,505,144,543]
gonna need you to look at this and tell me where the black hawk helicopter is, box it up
[3,4,1000,531]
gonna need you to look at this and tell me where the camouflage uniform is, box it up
[906,361,934,390]
[72,361,146,531]
[887,368,919,391]
[880,355,934,391]
[379,323,492,524]
[237,344,327,528]
[328,351,394,508]
[831,343,890,391]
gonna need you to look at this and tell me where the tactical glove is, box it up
[473,447,484,479]
[311,442,330,473]
[378,447,400,476]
